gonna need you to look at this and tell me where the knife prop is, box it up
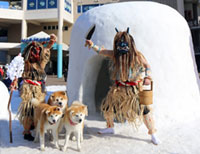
[84,24,96,47]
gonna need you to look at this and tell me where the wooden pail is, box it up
[139,81,153,105]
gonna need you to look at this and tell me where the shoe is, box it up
[24,134,34,141]
[151,134,160,145]
[98,127,114,134]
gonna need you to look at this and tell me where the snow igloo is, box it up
[67,2,200,126]
[0,81,9,119]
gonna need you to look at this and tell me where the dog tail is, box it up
[31,98,40,107]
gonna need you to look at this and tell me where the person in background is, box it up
[0,66,4,81]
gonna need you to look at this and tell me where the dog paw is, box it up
[62,147,67,152]
[40,147,45,151]
[55,145,60,149]
[72,136,76,141]
[34,139,38,143]
[77,148,81,152]
[59,146,63,151]
[49,137,53,141]
[77,145,81,152]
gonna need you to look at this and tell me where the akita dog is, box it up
[47,91,68,135]
[62,101,88,152]
[48,91,68,113]
[32,98,63,151]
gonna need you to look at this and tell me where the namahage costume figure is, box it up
[17,34,57,141]
[85,28,159,145]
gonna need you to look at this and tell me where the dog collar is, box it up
[68,117,77,126]
[62,114,64,118]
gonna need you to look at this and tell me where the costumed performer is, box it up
[85,28,159,145]
[17,34,57,141]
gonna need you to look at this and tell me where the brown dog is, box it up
[32,98,63,151]
[47,91,68,113]
[47,91,68,139]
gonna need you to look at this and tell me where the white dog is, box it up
[62,101,88,152]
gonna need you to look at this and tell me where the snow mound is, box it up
[67,1,200,129]
[0,81,9,119]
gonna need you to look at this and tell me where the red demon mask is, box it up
[29,42,42,63]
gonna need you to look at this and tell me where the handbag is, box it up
[139,81,153,105]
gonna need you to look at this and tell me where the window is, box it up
[0,1,9,9]
[52,25,56,30]
[27,0,57,10]
[77,5,81,13]
[27,0,36,10]
[43,25,58,31]
[48,0,57,9]
[64,26,68,31]
[38,0,47,9]
[43,26,47,30]
[82,4,99,13]
[48,26,51,30]
[65,0,71,13]
[0,28,8,43]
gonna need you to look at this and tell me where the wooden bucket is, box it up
[139,81,153,105]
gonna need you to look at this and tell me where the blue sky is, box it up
[0,1,9,8]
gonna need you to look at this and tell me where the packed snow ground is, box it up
[0,84,200,154]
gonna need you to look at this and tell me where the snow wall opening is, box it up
[80,55,112,114]
[94,58,112,113]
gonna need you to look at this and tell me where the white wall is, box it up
[25,9,73,24]
[25,9,58,20]
[67,2,200,127]
[0,9,23,20]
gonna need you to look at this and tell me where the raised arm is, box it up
[46,34,57,49]
[85,40,113,58]
[40,34,57,69]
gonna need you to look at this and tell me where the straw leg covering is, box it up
[101,85,144,126]
[143,107,157,135]
[17,83,45,130]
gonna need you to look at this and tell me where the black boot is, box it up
[24,134,34,141]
